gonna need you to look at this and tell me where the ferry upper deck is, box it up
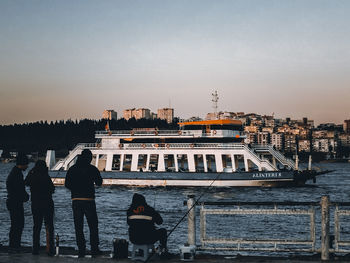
[49,119,296,173]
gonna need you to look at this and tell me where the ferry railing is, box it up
[96,130,187,136]
[252,145,295,169]
[125,143,248,149]
[243,145,277,171]
[95,130,243,137]
[186,195,350,260]
[51,144,85,170]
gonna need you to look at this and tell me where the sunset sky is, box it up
[0,0,349,125]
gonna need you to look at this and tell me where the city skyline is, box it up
[1,0,349,125]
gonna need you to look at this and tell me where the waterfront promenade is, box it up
[1,250,350,263]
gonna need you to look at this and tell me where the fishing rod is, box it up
[144,172,222,263]
[166,172,222,239]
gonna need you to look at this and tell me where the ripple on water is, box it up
[0,162,350,252]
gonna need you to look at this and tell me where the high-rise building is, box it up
[123,108,136,120]
[271,133,284,150]
[313,138,330,153]
[344,120,350,134]
[245,133,257,144]
[102,110,118,120]
[123,108,151,120]
[284,134,297,153]
[134,108,151,119]
[257,132,270,145]
[157,108,174,123]
[339,134,350,147]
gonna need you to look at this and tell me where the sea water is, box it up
[1,162,350,254]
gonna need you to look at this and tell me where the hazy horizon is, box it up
[1,0,349,125]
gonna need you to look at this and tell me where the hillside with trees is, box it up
[0,118,178,157]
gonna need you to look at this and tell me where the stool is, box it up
[131,244,154,262]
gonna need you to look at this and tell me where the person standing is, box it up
[127,193,169,257]
[65,149,103,258]
[25,160,55,255]
[6,153,29,252]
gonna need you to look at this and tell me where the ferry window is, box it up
[221,154,232,170]
[112,155,121,171]
[194,154,205,172]
[164,154,175,172]
[91,155,97,165]
[210,125,243,131]
[177,154,189,172]
[149,154,159,172]
[206,154,216,172]
[97,154,107,171]
[235,155,246,172]
[123,154,132,172]
[137,154,147,171]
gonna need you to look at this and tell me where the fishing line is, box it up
[166,172,221,239]
[144,172,222,263]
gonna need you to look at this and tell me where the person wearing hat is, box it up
[25,160,55,256]
[6,152,30,252]
[127,193,169,257]
[65,149,103,258]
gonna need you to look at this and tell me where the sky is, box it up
[0,0,349,125]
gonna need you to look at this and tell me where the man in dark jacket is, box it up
[6,153,30,252]
[127,193,168,253]
[25,160,55,255]
[65,149,103,258]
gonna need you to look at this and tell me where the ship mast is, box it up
[211,90,219,119]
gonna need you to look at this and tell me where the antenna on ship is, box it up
[211,90,219,119]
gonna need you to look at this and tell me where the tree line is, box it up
[0,118,179,158]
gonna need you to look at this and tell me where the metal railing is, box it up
[199,202,316,252]
[186,196,350,260]
[334,203,350,253]
[252,145,295,169]
[96,130,187,136]
[95,130,244,137]
[125,143,248,150]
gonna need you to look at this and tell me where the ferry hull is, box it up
[50,171,317,187]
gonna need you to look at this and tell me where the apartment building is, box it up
[102,110,118,120]
[271,133,284,150]
[157,108,174,123]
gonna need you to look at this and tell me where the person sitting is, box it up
[127,193,169,257]
[25,160,55,256]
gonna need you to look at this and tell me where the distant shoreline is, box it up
[319,159,350,163]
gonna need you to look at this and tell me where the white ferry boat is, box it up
[47,120,325,187]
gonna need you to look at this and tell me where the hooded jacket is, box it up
[25,161,55,203]
[65,155,102,199]
[127,193,163,244]
[6,166,29,204]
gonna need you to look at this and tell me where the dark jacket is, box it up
[65,157,102,199]
[127,194,163,244]
[6,166,29,204]
[25,165,55,203]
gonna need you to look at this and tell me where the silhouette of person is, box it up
[127,193,169,255]
[6,153,29,253]
[65,149,103,258]
[25,160,55,255]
